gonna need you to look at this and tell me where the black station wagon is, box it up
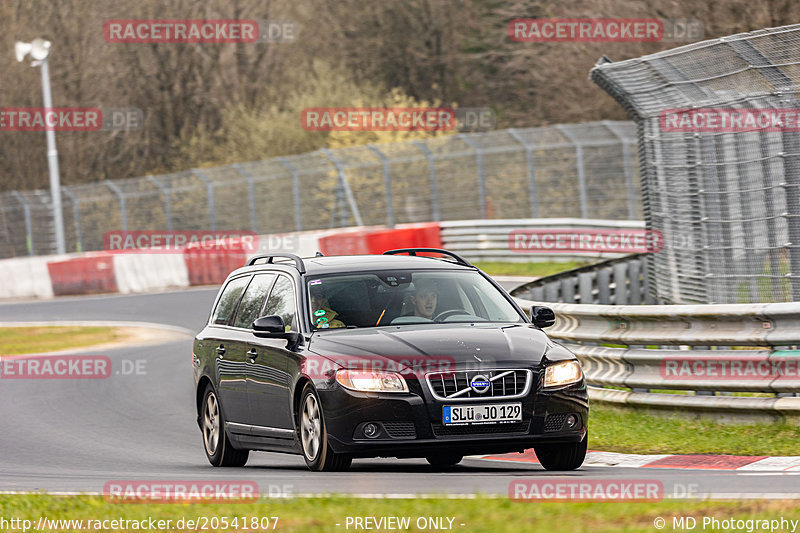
[193,249,588,471]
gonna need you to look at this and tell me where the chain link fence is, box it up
[0,121,640,258]
[592,24,800,305]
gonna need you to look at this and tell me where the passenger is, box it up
[410,280,439,320]
[309,284,346,328]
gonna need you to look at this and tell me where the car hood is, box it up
[306,323,554,372]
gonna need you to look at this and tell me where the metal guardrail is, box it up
[511,264,800,419]
[512,253,656,305]
[440,218,645,264]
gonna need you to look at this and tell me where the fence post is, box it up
[10,191,34,256]
[458,134,487,219]
[367,145,395,227]
[104,181,128,232]
[603,121,638,220]
[277,158,304,232]
[60,187,83,253]
[508,128,539,218]
[320,148,364,227]
[556,125,589,219]
[232,164,259,233]
[147,176,173,232]
[193,170,217,231]
[412,141,440,222]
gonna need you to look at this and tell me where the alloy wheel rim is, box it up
[301,394,321,460]
[203,393,220,455]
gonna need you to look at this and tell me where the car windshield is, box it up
[306,270,525,330]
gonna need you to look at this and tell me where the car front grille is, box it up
[431,420,530,437]
[426,369,531,401]
[382,421,416,439]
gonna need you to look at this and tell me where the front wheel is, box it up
[299,384,351,472]
[201,386,249,467]
[534,433,587,471]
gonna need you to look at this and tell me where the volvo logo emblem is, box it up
[470,375,491,394]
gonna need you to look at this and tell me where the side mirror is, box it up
[252,315,286,337]
[531,306,556,328]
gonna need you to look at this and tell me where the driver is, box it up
[310,284,346,329]
[410,280,439,320]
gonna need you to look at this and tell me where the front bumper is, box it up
[318,377,588,458]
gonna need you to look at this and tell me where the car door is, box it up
[246,274,298,431]
[206,274,251,425]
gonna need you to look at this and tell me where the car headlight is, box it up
[543,361,583,388]
[336,369,408,393]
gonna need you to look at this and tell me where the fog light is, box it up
[364,423,379,438]
[565,414,579,429]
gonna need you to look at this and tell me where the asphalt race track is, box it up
[1,286,799,498]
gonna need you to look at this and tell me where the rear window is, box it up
[211,276,251,325]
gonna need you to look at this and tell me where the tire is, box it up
[298,384,352,472]
[534,433,587,471]
[425,454,463,468]
[201,385,249,467]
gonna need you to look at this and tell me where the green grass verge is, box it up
[1,495,798,533]
[590,404,800,456]
[0,326,123,356]
[473,261,591,278]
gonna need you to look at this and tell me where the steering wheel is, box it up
[433,309,471,322]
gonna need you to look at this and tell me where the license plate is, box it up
[442,403,522,425]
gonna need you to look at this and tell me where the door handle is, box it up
[215,345,226,358]
[246,349,258,360]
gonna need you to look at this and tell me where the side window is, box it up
[232,273,276,329]
[263,276,298,332]
[211,276,251,325]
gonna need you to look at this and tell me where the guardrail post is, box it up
[147,176,173,232]
[556,125,589,219]
[613,262,627,305]
[277,158,304,232]
[508,128,539,218]
[231,165,259,233]
[10,191,34,256]
[597,267,611,304]
[104,181,128,232]
[458,134,488,219]
[320,148,364,227]
[60,187,83,253]
[192,170,217,231]
[412,141,440,222]
[367,145,395,227]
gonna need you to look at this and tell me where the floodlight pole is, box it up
[40,57,66,255]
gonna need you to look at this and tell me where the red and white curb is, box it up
[477,450,800,471]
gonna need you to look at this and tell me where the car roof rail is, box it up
[383,248,473,267]
[247,253,306,273]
